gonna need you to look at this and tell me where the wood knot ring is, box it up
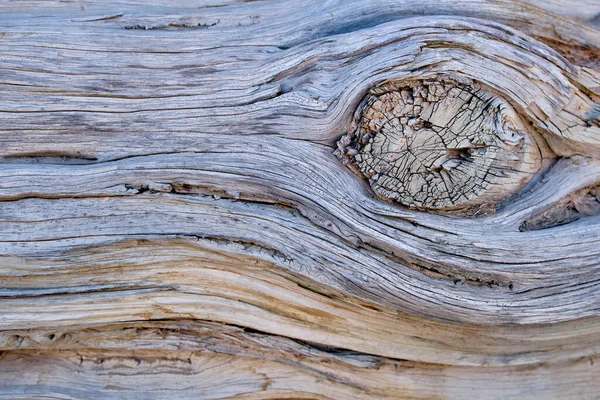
[337,79,541,216]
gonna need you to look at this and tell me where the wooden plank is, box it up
[1,0,599,397]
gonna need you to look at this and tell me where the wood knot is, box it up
[337,79,541,215]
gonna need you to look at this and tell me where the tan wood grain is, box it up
[1,0,600,398]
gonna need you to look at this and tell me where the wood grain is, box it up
[1,0,600,398]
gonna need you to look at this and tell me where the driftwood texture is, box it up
[1,0,600,398]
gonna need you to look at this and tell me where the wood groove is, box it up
[1,0,600,397]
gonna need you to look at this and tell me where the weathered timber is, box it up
[1,0,600,398]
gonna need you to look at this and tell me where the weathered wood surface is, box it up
[1,0,600,398]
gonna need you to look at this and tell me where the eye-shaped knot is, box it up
[337,79,541,216]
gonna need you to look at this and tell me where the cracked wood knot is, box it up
[337,79,540,216]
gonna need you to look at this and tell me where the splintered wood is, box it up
[1,0,600,399]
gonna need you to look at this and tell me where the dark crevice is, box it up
[0,285,174,299]
[124,20,220,31]
[188,235,294,264]
[1,152,98,165]
[520,185,600,232]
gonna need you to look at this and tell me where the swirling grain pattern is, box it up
[0,0,600,398]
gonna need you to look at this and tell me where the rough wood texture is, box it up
[1,0,600,398]
[336,79,540,215]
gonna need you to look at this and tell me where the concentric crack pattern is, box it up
[338,79,541,215]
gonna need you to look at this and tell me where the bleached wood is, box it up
[337,79,541,215]
[0,0,599,398]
